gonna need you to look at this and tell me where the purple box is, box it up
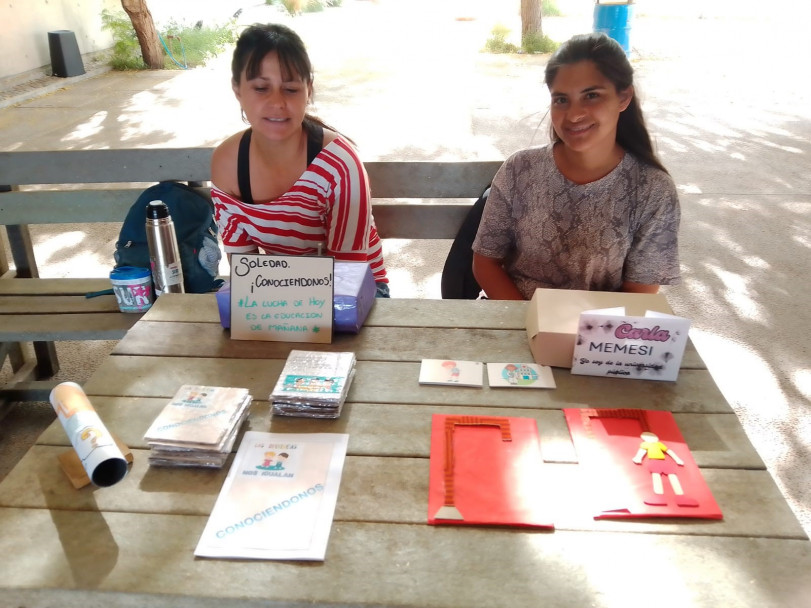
[215,262,375,333]
[215,281,231,328]
[333,261,376,334]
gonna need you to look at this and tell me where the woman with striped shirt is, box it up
[211,24,389,296]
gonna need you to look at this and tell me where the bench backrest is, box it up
[0,149,501,239]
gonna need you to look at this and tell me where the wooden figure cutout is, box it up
[633,431,699,507]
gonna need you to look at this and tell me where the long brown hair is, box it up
[544,33,668,174]
[231,23,339,135]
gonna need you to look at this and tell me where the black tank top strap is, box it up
[304,120,324,166]
[238,123,323,204]
[237,128,253,204]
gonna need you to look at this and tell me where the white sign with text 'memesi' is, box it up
[229,254,334,344]
[571,308,691,382]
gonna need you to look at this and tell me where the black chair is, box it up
[440,186,490,299]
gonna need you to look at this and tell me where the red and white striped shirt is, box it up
[212,136,387,283]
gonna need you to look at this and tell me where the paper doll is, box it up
[503,364,519,385]
[442,360,461,382]
[267,453,289,470]
[182,389,206,404]
[632,432,698,507]
[313,377,337,393]
[261,451,276,468]
[509,364,539,385]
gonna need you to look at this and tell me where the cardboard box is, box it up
[525,288,674,368]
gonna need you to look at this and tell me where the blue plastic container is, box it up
[109,266,153,313]
[593,2,633,56]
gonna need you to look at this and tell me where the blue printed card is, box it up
[486,362,556,389]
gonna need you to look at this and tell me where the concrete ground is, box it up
[1,0,809,535]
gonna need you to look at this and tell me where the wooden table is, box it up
[1,295,809,608]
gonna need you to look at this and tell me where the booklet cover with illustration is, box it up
[270,350,356,418]
[486,362,556,389]
[428,414,554,529]
[195,432,349,560]
[143,385,252,450]
[419,359,484,387]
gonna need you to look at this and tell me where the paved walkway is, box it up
[1,0,809,535]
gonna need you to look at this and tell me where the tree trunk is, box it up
[521,0,543,39]
[121,0,164,69]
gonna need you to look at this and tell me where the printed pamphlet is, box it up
[195,431,349,560]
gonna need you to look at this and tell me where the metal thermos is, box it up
[145,200,185,295]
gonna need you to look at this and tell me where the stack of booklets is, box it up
[270,350,356,418]
[143,384,253,468]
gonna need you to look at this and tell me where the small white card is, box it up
[572,308,691,382]
[419,359,483,387]
[486,362,556,389]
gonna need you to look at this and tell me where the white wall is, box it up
[0,0,119,78]
[0,0,243,80]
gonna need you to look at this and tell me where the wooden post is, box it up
[1,185,60,379]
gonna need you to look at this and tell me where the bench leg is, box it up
[33,341,60,378]
[1,342,52,405]
[2,340,59,379]
[6,224,37,279]
[1,342,26,372]
[0,226,9,277]
[4,223,62,377]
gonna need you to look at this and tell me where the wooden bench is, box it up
[0,148,501,400]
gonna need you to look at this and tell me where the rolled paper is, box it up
[49,382,129,487]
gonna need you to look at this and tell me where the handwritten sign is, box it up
[571,309,690,382]
[230,254,334,344]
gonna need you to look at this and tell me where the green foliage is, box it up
[275,0,330,15]
[101,9,238,71]
[521,32,559,54]
[484,23,559,56]
[102,9,146,70]
[484,24,519,54]
[267,0,341,13]
[304,0,326,13]
[162,19,238,69]
[541,0,562,18]
[281,0,300,14]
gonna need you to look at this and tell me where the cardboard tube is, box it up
[49,382,129,487]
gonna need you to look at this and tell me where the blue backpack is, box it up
[114,181,223,293]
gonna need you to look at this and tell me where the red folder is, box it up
[564,408,723,519]
[428,414,554,528]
